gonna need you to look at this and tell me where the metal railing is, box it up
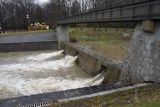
[59,0,149,20]
[56,0,160,25]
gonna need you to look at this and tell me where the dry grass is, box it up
[69,28,133,60]
[78,41,129,60]
[0,30,53,37]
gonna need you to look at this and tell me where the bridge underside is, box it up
[57,0,160,25]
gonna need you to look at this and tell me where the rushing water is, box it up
[0,50,104,100]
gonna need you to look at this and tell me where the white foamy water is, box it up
[0,50,104,100]
[20,50,64,61]
[0,55,73,72]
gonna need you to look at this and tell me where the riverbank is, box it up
[0,30,53,37]
[50,84,160,107]
[69,28,133,61]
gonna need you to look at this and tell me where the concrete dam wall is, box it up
[0,32,56,43]
[0,30,123,84]
[62,43,122,83]
[0,32,58,52]
[0,25,159,106]
[0,31,128,107]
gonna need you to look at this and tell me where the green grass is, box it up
[49,84,160,107]
[125,97,160,107]
[0,30,53,37]
[125,92,160,107]
[69,28,134,42]
[126,102,160,107]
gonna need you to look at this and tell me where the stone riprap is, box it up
[122,22,160,82]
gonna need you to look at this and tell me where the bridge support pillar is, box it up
[56,25,69,49]
[121,20,160,83]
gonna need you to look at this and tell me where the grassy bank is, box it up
[69,28,133,42]
[0,30,53,37]
[50,84,160,107]
[69,28,133,60]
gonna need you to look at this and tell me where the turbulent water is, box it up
[0,50,104,100]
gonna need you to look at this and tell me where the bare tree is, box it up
[0,0,118,30]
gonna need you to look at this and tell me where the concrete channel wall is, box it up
[0,41,58,52]
[0,32,58,52]
[0,32,56,43]
[63,42,122,83]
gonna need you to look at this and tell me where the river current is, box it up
[0,50,92,99]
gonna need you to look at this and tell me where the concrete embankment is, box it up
[0,32,56,43]
[62,42,122,83]
[0,32,58,52]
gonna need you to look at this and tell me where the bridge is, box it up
[56,0,160,83]
[57,0,160,25]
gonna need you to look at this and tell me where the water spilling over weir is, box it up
[0,50,105,100]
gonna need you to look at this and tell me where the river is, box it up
[0,50,92,99]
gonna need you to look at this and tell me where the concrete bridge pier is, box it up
[56,25,69,49]
[121,20,160,83]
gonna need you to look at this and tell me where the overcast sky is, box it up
[35,0,49,4]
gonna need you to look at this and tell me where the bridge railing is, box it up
[59,0,149,20]
[57,0,160,24]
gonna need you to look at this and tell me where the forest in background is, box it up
[0,0,134,30]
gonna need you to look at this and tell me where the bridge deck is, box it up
[57,0,160,25]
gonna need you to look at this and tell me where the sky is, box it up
[40,0,49,2]
[35,0,49,4]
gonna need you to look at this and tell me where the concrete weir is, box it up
[0,22,160,106]
[62,42,122,83]
[0,30,126,107]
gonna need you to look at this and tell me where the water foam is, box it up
[0,55,74,73]
[0,72,105,98]
[20,50,64,61]
[66,55,78,64]
[0,76,104,97]
[0,52,83,99]
[0,51,105,99]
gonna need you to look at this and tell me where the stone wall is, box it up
[122,22,160,82]
[63,43,122,83]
